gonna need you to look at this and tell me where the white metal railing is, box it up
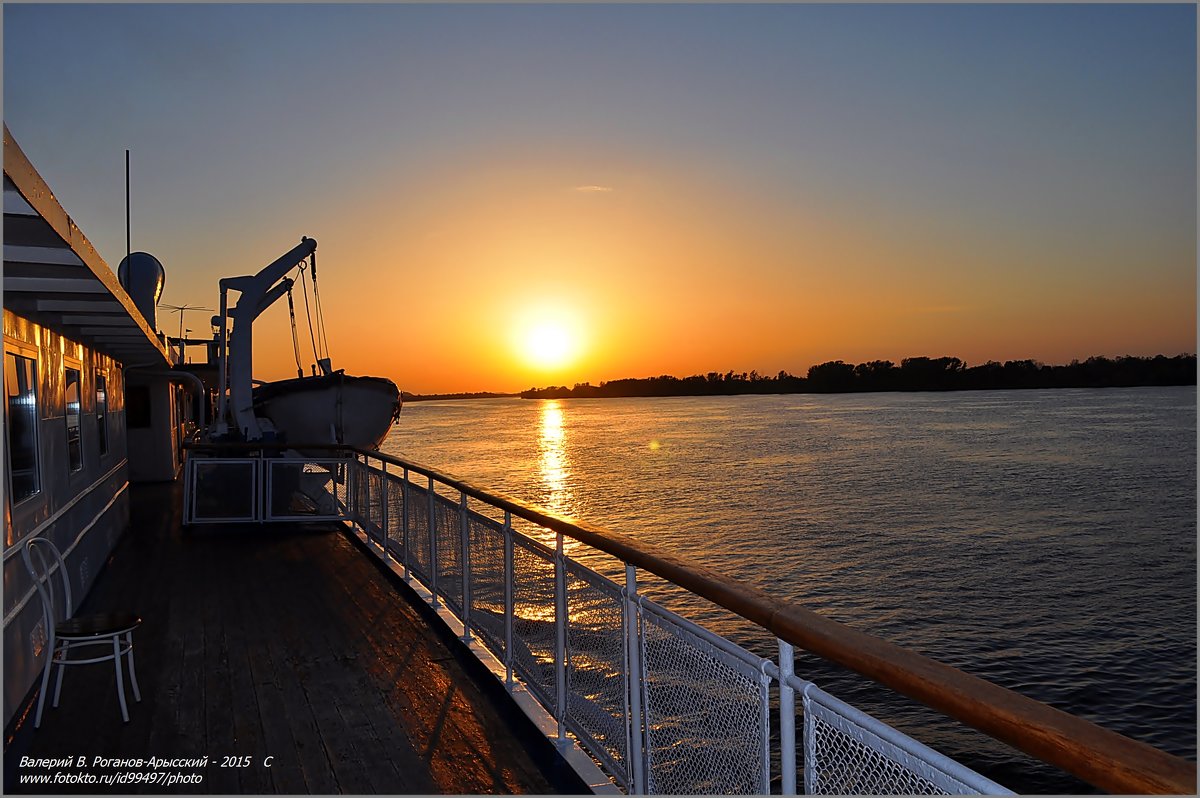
[344,452,1012,795]
[183,449,351,524]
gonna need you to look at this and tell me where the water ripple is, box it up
[385,387,1197,790]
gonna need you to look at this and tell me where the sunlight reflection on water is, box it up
[538,400,570,514]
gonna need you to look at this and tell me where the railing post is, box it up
[349,454,360,521]
[459,491,472,643]
[803,684,816,795]
[401,467,410,582]
[779,639,797,795]
[428,474,439,607]
[380,460,390,558]
[360,454,368,526]
[358,453,366,519]
[554,530,568,746]
[624,563,646,795]
[260,451,267,518]
[503,510,515,688]
[369,453,379,542]
[369,456,379,545]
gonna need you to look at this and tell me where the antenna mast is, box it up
[125,149,131,268]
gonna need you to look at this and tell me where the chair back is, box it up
[21,537,74,633]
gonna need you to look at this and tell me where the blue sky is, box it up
[4,4,1195,391]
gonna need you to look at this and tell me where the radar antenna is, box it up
[158,303,214,340]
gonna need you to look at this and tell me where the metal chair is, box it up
[21,536,142,728]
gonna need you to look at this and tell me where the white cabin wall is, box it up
[124,374,182,482]
[3,311,132,728]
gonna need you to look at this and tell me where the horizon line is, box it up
[402,351,1197,397]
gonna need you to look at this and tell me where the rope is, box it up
[297,263,320,373]
[286,286,303,378]
[310,252,331,363]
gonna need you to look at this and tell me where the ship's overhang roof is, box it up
[3,125,169,367]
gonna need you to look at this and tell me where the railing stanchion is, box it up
[624,563,646,795]
[258,448,267,523]
[365,455,374,543]
[349,453,359,522]
[803,685,816,795]
[554,530,568,746]
[380,460,390,559]
[428,474,439,607]
[401,467,410,582]
[503,510,515,688]
[459,491,472,643]
[779,639,797,795]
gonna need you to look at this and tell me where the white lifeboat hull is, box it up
[252,372,400,451]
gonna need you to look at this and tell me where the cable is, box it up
[310,252,331,363]
[286,285,303,378]
[297,263,320,373]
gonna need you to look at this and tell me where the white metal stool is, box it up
[21,536,142,728]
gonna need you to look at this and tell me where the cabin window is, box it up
[65,366,83,473]
[96,372,109,456]
[5,352,41,505]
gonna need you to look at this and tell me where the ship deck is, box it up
[6,480,576,794]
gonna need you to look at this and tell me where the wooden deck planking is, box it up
[240,571,325,795]
[6,480,565,794]
[222,573,271,796]
[202,574,239,796]
[332,539,549,794]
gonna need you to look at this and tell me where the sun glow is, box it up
[515,313,583,371]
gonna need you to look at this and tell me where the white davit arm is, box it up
[216,236,317,440]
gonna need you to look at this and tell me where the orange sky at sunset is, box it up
[5,5,1194,394]
[255,151,1193,394]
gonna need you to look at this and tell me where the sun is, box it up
[520,321,577,369]
[524,322,572,365]
[513,311,584,371]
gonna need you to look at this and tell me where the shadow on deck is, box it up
[6,480,577,794]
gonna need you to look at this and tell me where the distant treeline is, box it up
[403,391,519,402]
[520,354,1197,399]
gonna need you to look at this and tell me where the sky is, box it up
[4,3,1195,394]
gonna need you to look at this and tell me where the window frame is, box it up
[64,361,84,475]
[95,369,110,457]
[5,346,43,511]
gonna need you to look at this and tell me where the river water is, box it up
[381,386,1196,792]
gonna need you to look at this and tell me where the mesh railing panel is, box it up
[432,493,463,616]
[565,562,630,790]
[366,466,386,540]
[351,459,369,521]
[330,462,351,515]
[406,481,432,584]
[385,472,407,562]
[190,459,257,522]
[188,456,354,524]
[510,534,558,709]
[640,602,769,795]
[802,686,1012,796]
[266,459,350,521]
[466,512,507,661]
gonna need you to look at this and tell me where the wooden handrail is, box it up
[182,442,1194,791]
[349,446,1194,794]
